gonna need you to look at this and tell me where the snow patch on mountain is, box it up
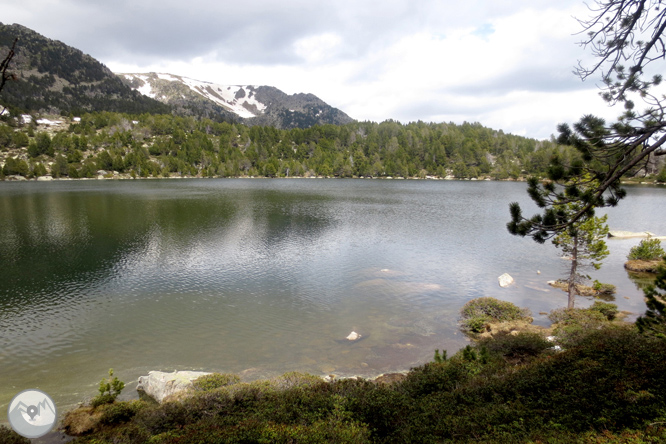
[122,73,266,118]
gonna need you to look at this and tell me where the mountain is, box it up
[0,22,354,128]
[0,23,170,115]
[119,72,355,129]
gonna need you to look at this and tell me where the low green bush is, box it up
[479,331,553,362]
[459,297,532,333]
[593,280,617,295]
[99,400,144,426]
[590,301,619,320]
[191,373,240,391]
[0,425,30,444]
[549,305,619,347]
[628,238,665,261]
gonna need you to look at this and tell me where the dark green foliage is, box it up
[27,131,53,157]
[99,400,143,426]
[2,111,570,180]
[508,0,666,243]
[637,259,666,339]
[433,348,447,363]
[2,157,29,176]
[628,238,665,261]
[479,331,552,362]
[459,297,532,333]
[0,425,30,444]
[590,300,619,320]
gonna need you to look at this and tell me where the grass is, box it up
[62,316,666,443]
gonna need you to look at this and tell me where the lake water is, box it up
[0,178,664,415]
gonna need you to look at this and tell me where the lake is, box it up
[0,178,664,415]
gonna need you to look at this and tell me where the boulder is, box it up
[498,273,514,288]
[137,370,211,403]
[346,331,361,341]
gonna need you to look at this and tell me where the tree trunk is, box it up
[567,235,579,309]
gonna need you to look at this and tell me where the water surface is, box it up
[0,179,663,414]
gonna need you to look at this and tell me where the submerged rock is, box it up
[137,370,211,403]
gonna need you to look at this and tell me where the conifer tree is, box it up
[552,211,610,309]
[636,260,666,339]
[508,0,666,243]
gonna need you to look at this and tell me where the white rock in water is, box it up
[137,370,211,403]
[346,331,361,341]
[498,273,514,288]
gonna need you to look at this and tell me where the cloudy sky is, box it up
[4,0,624,139]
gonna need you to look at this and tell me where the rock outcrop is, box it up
[137,370,211,403]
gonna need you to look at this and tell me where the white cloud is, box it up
[293,33,343,63]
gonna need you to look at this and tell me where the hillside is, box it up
[0,23,171,116]
[119,72,355,129]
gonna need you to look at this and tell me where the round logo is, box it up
[7,389,57,439]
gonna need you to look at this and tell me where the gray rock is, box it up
[498,273,514,288]
[137,370,211,403]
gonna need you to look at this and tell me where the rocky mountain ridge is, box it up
[119,72,354,129]
[0,23,169,115]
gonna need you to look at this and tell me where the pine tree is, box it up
[636,260,666,339]
[553,212,610,308]
[509,0,666,243]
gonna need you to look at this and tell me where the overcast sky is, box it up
[4,0,624,139]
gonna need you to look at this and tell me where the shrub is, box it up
[549,307,611,347]
[628,238,665,261]
[0,425,30,444]
[99,400,144,425]
[91,368,125,408]
[590,301,619,321]
[479,331,552,362]
[593,280,617,295]
[191,373,240,392]
[459,297,532,333]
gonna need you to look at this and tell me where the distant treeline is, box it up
[1,111,592,180]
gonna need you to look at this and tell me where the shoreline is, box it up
[2,173,665,185]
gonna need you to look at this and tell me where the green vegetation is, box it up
[459,297,532,333]
[548,302,619,347]
[91,369,125,408]
[191,373,241,392]
[64,323,666,443]
[628,238,665,261]
[552,204,610,308]
[0,111,575,180]
[508,0,666,243]
[593,279,617,296]
[637,260,666,339]
[0,425,30,444]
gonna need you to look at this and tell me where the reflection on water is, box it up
[0,179,663,414]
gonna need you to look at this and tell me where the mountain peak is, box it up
[119,72,354,129]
